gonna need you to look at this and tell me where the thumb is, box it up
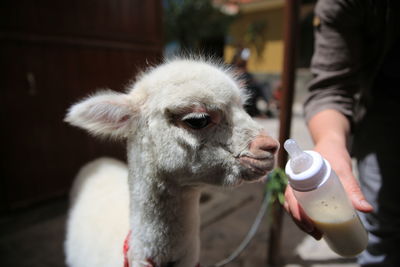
[343,177,373,213]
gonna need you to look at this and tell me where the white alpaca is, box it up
[64,58,279,267]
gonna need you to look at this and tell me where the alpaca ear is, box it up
[65,90,139,139]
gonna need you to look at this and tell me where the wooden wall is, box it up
[0,0,163,212]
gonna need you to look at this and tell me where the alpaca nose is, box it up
[249,134,279,156]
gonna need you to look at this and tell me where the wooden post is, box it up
[267,0,300,266]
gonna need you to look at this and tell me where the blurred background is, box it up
[0,0,316,211]
[2,1,355,267]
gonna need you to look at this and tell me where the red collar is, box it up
[123,231,131,267]
[123,231,200,267]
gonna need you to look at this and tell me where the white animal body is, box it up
[64,58,279,267]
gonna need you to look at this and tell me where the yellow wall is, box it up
[224,7,284,74]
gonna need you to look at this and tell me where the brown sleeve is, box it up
[304,0,365,124]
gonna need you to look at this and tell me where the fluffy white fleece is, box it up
[66,157,129,267]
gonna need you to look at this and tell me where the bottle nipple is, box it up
[284,139,313,174]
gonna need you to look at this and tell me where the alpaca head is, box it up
[65,58,279,187]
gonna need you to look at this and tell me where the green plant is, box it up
[265,167,288,206]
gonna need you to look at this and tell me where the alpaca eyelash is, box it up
[182,113,210,121]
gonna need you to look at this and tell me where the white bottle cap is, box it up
[284,139,329,192]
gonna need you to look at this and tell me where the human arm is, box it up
[283,0,373,239]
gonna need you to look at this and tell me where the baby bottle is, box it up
[284,139,368,257]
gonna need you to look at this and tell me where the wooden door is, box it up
[0,0,163,212]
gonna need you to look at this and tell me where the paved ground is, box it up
[0,114,360,267]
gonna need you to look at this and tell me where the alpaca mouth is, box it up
[239,156,275,181]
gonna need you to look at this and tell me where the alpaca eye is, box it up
[182,114,211,129]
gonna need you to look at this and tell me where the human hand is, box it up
[283,138,373,240]
[314,138,373,213]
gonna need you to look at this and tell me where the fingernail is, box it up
[360,200,373,210]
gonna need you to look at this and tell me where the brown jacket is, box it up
[304,0,400,127]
